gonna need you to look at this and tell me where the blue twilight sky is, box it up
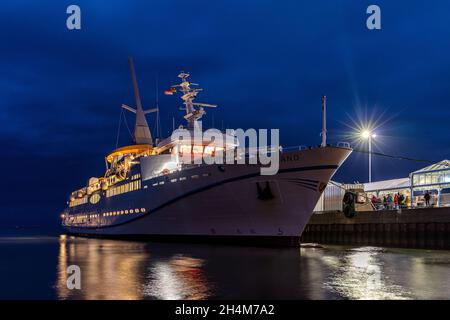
[1,0,450,227]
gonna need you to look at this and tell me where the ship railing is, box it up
[337,141,351,148]
[281,142,352,152]
[280,145,309,152]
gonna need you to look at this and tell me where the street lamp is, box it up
[361,130,376,183]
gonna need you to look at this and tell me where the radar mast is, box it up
[170,72,217,130]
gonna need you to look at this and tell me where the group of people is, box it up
[371,193,410,210]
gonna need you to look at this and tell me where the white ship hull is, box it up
[63,147,351,246]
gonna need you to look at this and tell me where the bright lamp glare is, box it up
[361,130,370,139]
[371,133,377,138]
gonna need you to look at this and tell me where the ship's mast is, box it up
[121,57,158,145]
[171,72,217,130]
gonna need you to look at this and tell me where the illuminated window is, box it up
[204,146,215,155]
[180,145,192,155]
[69,196,88,207]
[171,179,177,183]
[192,145,203,154]
[191,175,199,179]
[180,177,186,181]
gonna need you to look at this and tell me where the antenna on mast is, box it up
[321,95,327,147]
[155,74,162,140]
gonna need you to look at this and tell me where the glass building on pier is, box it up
[364,160,450,208]
[314,160,450,212]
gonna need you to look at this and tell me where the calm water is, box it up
[0,235,449,300]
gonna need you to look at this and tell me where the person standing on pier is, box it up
[405,195,411,208]
[387,194,394,210]
[398,193,405,208]
[424,192,431,207]
[394,193,399,209]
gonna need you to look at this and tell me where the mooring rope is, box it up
[352,148,437,165]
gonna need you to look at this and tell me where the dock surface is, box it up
[302,207,450,249]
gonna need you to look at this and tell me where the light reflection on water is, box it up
[56,236,216,300]
[321,247,412,299]
[300,246,450,300]
[1,235,449,299]
[142,256,211,300]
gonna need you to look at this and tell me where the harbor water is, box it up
[0,235,449,300]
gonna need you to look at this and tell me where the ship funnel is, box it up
[122,57,155,145]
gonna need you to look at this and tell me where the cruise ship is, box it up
[60,58,352,246]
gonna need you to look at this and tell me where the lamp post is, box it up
[361,130,376,183]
